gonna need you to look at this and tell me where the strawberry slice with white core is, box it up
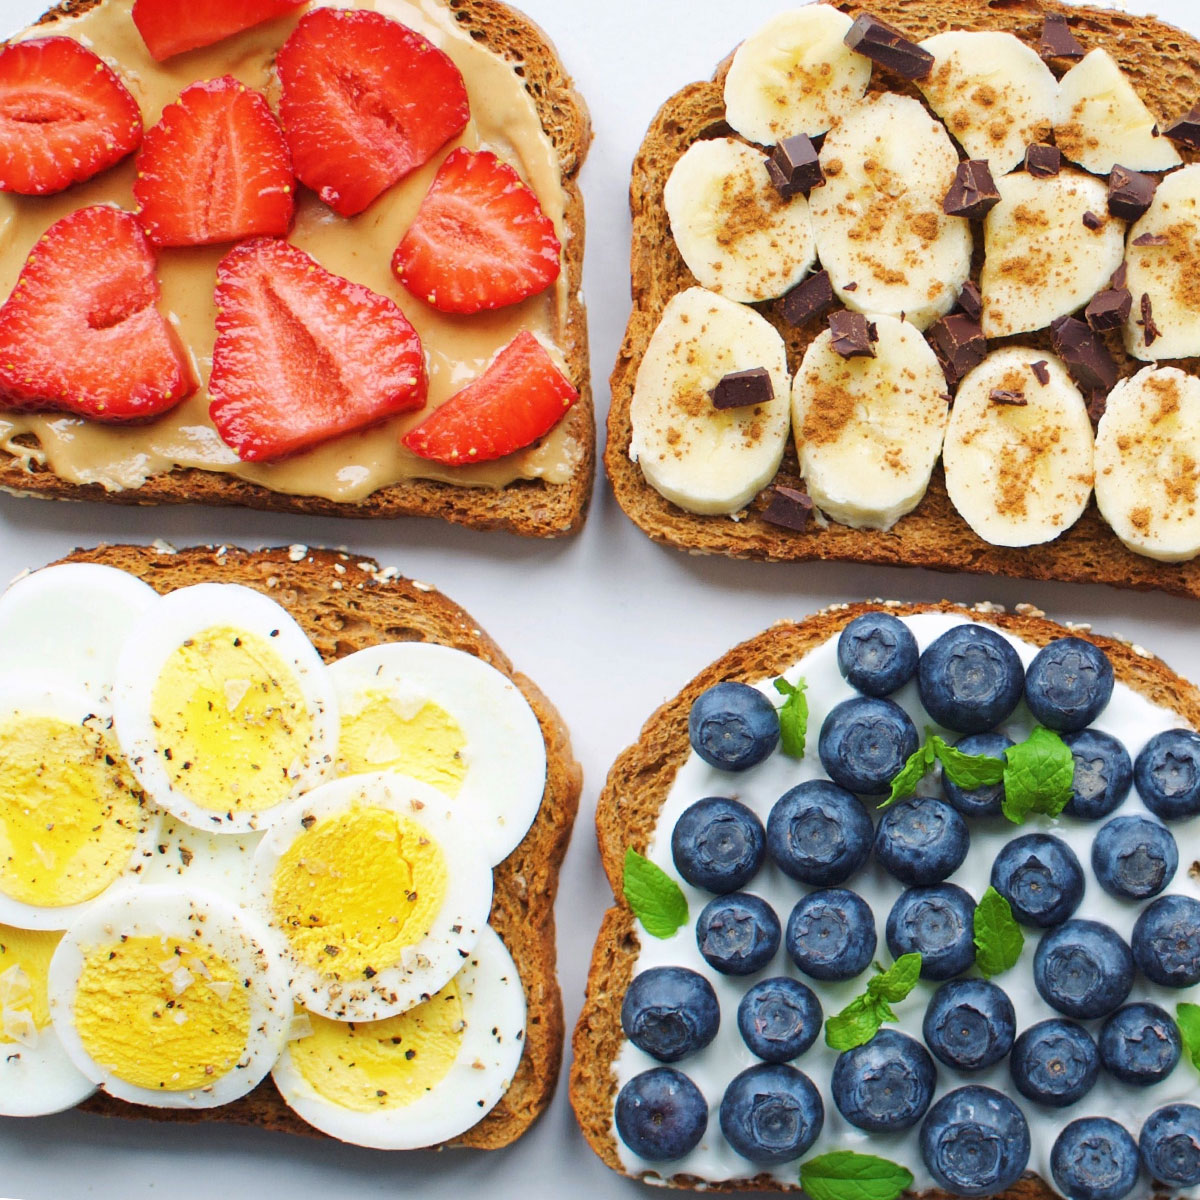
[402,331,577,465]
[393,147,563,314]
[134,76,294,248]
[0,37,142,196]
[277,8,470,218]
[209,238,428,462]
[132,0,306,63]
[0,205,194,420]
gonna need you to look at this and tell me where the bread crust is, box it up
[570,598,1200,1189]
[47,542,582,1151]
[605,0,1200,593]
[7,0,594,539]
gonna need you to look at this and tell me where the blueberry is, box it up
[1140,1103,1200,1187]
[836,613,919,697]
[919,1085,1031,1197]
[942,731,1013,818]
[922,979,1016,1072]
[718,1063,823,1165]
[615,1066,708,1161]
[831,1029,937,1132]
[785,888,876,982]
[1099,1002,1181,1086]
[671,797,766,894]
[917,624,1025,735]
[886,884,976,980]
[818,697,919,795]
[696,892,780,976]
[766,780,873,886]
[1051,1118,1141,1200]
[621,967,720,1063]
[1131,894,1200,987]
[1134,729,1200,820]
[688,681,779,772]
[1062,728,1134,820]
[1009,1018,1099,1107]
[1092,816,1178,900]
[874,795,969,886]
[990,833,1085,928]
[1024,637,1115,732]
[1033,919,1134,1019]
[737,977,822,1063]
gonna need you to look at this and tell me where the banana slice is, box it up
[1095,367,1200,562]
[809,93,971,331]
[917,31,1056,174]
[663,138,817,304]
[1123,164,1200,362]
[792,314,949,530]
[1055,49,1181,175]
[629,287,791,515]
[943,348,1094,547]
[980,169,1125,338]
[723,6,872,144]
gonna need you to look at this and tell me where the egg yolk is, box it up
[150,626,314,814]
[271,806,447,978]
[337,693,467,796]
[0,714,142,907]
[73,935,250,1092]
[0,925,60,1045]
[291,980,465,1111]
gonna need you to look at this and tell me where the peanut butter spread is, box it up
[0,0,578,499]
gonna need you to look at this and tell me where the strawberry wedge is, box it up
[132,0,305,62]
[209,238,428,462]
[0,206,194,420]
[403,331,577,465]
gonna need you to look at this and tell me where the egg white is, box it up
[139,821,262,905]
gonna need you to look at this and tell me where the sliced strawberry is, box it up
[209,238,428,462]
[132,0,305,63]
[0,206,194,420]
[134,77,293,248]
[0,38,141,196]
[402,331,576,465]
[393,148,562,314]
[277,9,469,218]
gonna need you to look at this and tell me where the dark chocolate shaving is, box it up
[779,270,835,326]
[1040,13,1085,60]
[762,486,815,532]
[1110,262,1128,290]
[844,13,933,79]
[828,310,877,359]
[929,313,986,385]
[1085,285,1133,331]
[844,282,858,291]
[709,367,774,410]
[1139,292,1160,347]
[1082,211,1103,231]
[767,134,824,200]
[1107,166,1157,222]
[943,160,1000,219]
[956,280,983,322]
[1049,315,1118,392]
[990,389,1028,407]
[1024,143,1062,178]
[1086,389,1108,423]
[1163,107,1200,150]
[1031,361,1050,387]
[1132,232,1168,247]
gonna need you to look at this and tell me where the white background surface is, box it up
[1,0,1199,1196]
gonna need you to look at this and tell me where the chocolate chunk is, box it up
[763,486,815,532]
[1031,360,1051,387]
[1082,211,1103,231]
[766,134,824,199]
[844,13,933,79]
[1138,292,1160,347]
[1039,13,1085,60]
[1049,315,1118,392]
[828,310,877,358]
[1163,107,1200,150]
[1086,389,1108,423]
[1132,231,1168,247]
[943,160,1000,219]
[709,367,774,410]
[779,270,834,326]
[929,313,986,384]
[956,280,983,322]
[1024,143,1061,178]
[1110,262,1128,290]
[843,282,858,291]
[1107,166,1157,222]
[990,388,1027,406]
[1085,285,1133,331]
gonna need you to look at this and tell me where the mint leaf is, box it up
[932,735,1005,789]
[1002,726,1075,823]
[881,740,936,809]
[622,848,688,939]
[773,677,809,759]
[824,994,883,1052]
[866,952,922,1003]
[974,885,1024,977]
[1177,1003,1200,1075]
[800,1152,915,1200]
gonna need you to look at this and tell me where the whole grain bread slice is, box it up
[3,0,593,539]
[48,542,581,1150]
[606,0,1200,595]
[570,599,1200,1189]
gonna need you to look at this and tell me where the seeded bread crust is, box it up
[570,599,1200,1189]
[5,0,594,538]
[49,542,582,1151]
[606,0,1200,594]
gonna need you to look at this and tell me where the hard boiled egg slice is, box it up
[0,924,95,1115]
[251,772,492,1022]
[328,643,546,866]
[112,584,339,835]
[140,821,262,903]
[47,884,291,1109]
[272,926,524,1149]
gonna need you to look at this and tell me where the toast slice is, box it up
[571,598,1200,1189]
[606,0,1200,595]
[39,541,582,1149]
[0,0,592,538]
